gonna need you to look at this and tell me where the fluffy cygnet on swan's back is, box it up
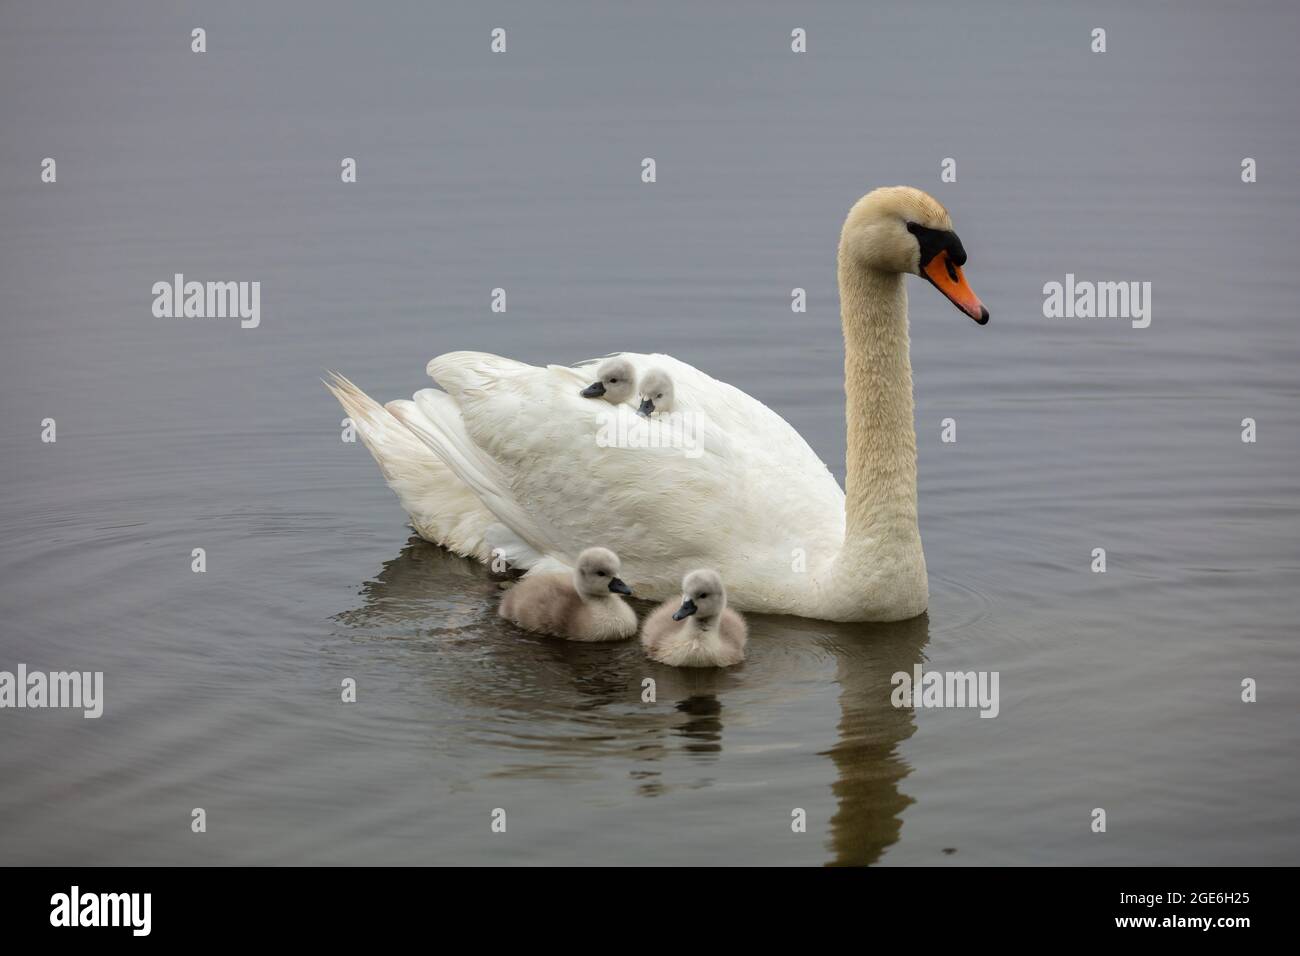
[635,367,675,417]
[579,358,637,406]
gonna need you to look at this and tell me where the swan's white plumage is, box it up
[347,351,847,613]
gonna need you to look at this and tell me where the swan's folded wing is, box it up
[613,352,840,483]
[606,352,846,557]
[388,390,567,568]
[413,350,844,592]
[430,383,736,575]
[427,351,538,397]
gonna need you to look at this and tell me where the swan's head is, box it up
[672,569,726,623]
[580,358,636,404]
[575,547,633,598]
[636,368,675,417]
[840,185,988,324]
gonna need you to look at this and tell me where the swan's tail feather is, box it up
[324,372,426,483]
[323,372,495,561]
[387,391,556,572]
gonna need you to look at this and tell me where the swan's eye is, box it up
[697,593,708,599]
[608,378,618,384]
[656,393,663,399]
[596,570,606,576]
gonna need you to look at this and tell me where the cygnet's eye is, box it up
[656,393,663,399]
[697,592,708,599]
[608,377,618,384]
[596,570,607,577]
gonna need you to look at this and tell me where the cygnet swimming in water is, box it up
[499,547,637,642]
[640,568,746,667]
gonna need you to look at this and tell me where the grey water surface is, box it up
[1,1,1298,865]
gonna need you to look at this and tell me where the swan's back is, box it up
[418,351,847,607]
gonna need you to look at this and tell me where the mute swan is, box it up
[636,368,674,417]
[328,185,987,621]
[641,569,747,668]
[579,357,637,404]
[498,546,637,642]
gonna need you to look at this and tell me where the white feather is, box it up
[394,351,846,611]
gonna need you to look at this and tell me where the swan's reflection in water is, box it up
[815,614,930,866]
[335,536,928,865]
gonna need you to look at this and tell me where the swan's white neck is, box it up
[830,257,925,607]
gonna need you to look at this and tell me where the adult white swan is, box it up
[328,186,988,622]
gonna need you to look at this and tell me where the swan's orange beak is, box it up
[923,250,989,325]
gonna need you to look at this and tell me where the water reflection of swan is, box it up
[334,537,929,865]
[812,614,930,866]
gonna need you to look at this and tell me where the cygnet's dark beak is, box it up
[637,398,655,417]
[672,598,698,621]
[581,381,606,398]
[608,577,632,595]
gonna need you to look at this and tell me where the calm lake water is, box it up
[1,1,1298,865]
